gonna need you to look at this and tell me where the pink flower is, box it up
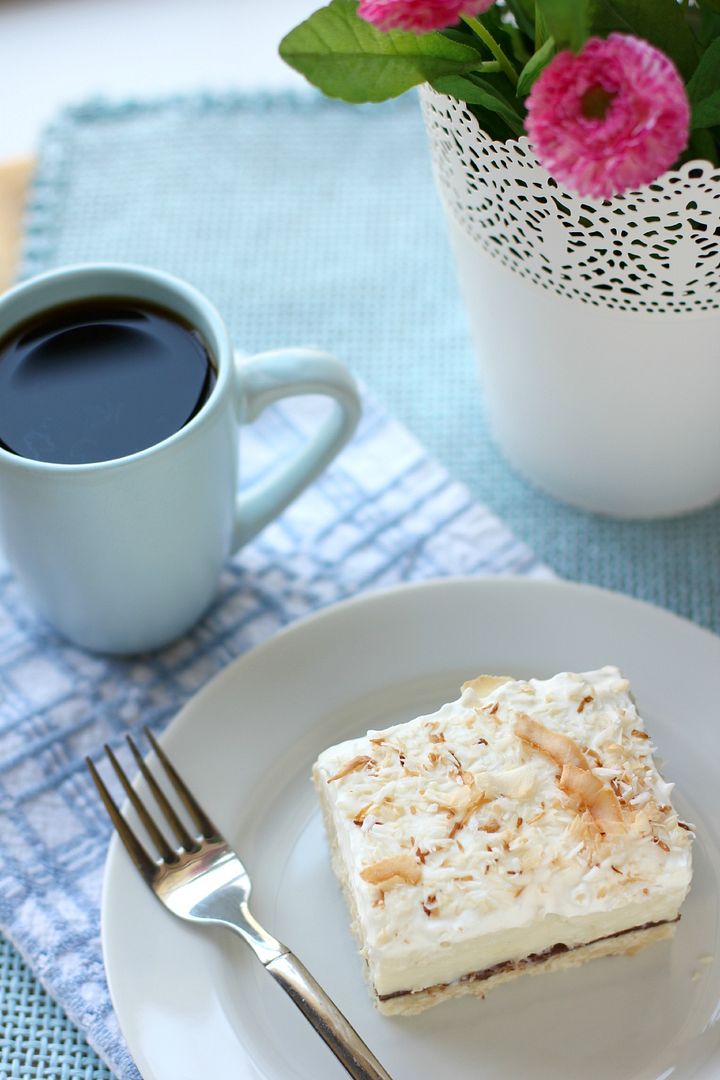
[358,0,495,34]
[526,34,690,200]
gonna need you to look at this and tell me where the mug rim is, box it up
[0,262,233,474]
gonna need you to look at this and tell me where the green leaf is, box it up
[697,9,720,48]
[535,0,589,50]
[279,0,481,104]
[441,27,479,48]
[506,0,536,39]
[697,0,720,13]
[692,92,720,129]
[686,36,720,129]
[517,38,556,96]
[685,127,719,165]
[589,0,699,80]
[465,105,517,142]
[430,74,526,135]
[688,37,720,104]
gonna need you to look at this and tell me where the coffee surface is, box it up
[0,297,216,464]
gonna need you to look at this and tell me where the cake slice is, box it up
[313,667,694,1015]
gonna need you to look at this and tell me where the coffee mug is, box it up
[0,264,361,653]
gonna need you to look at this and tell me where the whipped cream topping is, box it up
[315,667,694,997]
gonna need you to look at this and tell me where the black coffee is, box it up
[0,297,216,464]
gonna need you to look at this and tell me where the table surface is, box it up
[0,4,320,1075]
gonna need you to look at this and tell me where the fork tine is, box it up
[85,756,157,880]
[104,743,179,865]
[144,727,219,840]
[126,735,199,852]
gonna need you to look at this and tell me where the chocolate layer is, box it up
[377,916,680,1002]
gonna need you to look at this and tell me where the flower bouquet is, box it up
[281,0,720,198]
[281,3,720,519]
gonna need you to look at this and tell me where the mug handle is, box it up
[232,348,361,551]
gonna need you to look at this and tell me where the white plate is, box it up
[102,577,720,1080]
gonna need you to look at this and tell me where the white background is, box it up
[0,0,320,159]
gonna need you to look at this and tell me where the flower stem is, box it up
[462,15,519,87]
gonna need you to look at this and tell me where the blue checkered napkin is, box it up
[0,382,548,1079]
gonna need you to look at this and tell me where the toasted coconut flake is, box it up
[577,695,593,713]
[515,714,588,771]
[479,820,500,833]
[631,728,650,740]
[462,675,512,696]
[559,764,624,835]
[450,789,493,840]
[327,755,373,783]
[442,786,490,835]
[360,854,421,887]
[477,737,489,746]
[590,785,625,835]
[466,789,491,814]
[422,893,440,917]
[460,770,475,787]
[429,732,445,744]
[437,788,470,816]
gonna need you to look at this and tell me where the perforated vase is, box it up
[421,86,720,518]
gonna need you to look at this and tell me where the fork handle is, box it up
[265,951,393,1080]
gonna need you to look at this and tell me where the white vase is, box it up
[420,86,720,519]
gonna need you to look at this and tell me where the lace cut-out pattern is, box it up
[420,87,720,314]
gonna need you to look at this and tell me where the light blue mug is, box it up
[0,264,361,653]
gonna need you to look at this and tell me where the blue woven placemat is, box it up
[3,86,719,1078]
[0,90,551,1079]
[0,944,112,1079]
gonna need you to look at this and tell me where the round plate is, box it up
[102,577,720,1080]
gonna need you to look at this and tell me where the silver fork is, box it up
[87,729,392,1080]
